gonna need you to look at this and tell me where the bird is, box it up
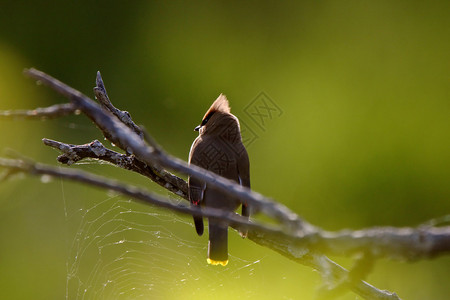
[188,94,250,266]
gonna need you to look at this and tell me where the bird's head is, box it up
[195,94,241,141]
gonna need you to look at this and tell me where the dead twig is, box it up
[0,103,78,119]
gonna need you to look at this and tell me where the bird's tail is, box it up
[193,216,204,236]
[207,220,228,266]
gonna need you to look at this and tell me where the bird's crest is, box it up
[203,94,230,118]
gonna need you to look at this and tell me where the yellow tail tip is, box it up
[207,258,228,266]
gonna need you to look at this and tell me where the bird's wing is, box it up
[237,145,250,217]
[188,137,207,236]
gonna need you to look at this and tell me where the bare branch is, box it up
[0,103,78,119]
[315,252,376,299]
[42,138,187,198]
[317,226,450,260]
[93,71,144,139]
[0,157,262,230]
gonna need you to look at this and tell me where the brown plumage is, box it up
[188,94,250,266]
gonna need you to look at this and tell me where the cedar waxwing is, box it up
[188,94,250,266]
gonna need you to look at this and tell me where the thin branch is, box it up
[0,103,78,119]
[0,157,262,231]
[315,252,375,299]
[93,71,144,139]
[42,138,187,197]
[317,226,450,260]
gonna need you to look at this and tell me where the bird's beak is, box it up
[194,125,201,131]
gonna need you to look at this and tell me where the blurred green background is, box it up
[1,1,449,299]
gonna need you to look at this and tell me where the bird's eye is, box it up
[201,112,215,126]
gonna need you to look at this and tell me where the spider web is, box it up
[52,121,269,300]
[62,184,263,300]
